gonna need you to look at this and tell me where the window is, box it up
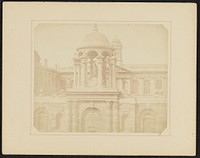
[132,80,138,94]
[156,79,162,90]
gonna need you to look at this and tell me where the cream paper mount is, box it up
[3,2,196,156]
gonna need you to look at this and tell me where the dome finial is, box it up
[93,24,98,32]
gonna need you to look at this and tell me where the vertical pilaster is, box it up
[162,78,167,96]
[81,57,87,87]
[113,101,119,132]
[105,101,111,132]
[97,54,103,88]
[112,63,116,88]
[73,65,77,87]
[89,59,93,80]
[109,63,112,87]
[77,64,81,87]
[66,101,72,132]
[129,103,136,132]
[127,79,131,94]
[72,101,79,132]
[135,103,139,132]
[150,78,155,96]
[109,57,116,88]
[109,101,113,132]
[73,58,80,88]
[138,78,144,95]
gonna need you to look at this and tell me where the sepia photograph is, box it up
[33,23,169,134]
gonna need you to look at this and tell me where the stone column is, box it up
[129,103,136,132]
[110,57,116,88]
[77,63,81,87]
[138,78,144,95]
[113,101,119,132]
[73,64,77,87]
[127,79,131,94]
[109,62,112,87]
[97,54,103,88]
[89,59,93,80]
[66,101,72,132]
[80,57,88,87]
[109,101,113,132]
[162,78,167,96]
[73,58,80,88]
[112,64,116,88]
[105,101,112,132]
[72,101,79,132]
[135,103,139,132]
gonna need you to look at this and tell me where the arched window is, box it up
[123,80,128,91]
[93,63,98,78]
[144,80,150,95]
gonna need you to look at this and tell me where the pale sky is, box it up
[34,23,168,68]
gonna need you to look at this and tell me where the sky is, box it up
[34,23,168,68]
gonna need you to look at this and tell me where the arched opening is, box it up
[34,108,49,132]
[123,80,128,93]
[132,80,138,95]
[139,109,156,133]
[143,114,156,133]
[81,107,103,133]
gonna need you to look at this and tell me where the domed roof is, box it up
[77,25,111,49]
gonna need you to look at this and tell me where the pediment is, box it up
[115,65,131,73]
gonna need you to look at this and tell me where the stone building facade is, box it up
[34,26,168,133]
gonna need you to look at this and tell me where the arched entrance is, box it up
[81,107,103,132]
[139,109,156,133]
[34,108,49,132]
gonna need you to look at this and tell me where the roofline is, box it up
[77,46,114,51]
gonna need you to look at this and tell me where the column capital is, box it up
[97,54,104,60]
[96,58,103,64]
[80,57,88,63]
[73,58,80,64]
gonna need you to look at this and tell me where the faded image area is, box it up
[33,23,168,133]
